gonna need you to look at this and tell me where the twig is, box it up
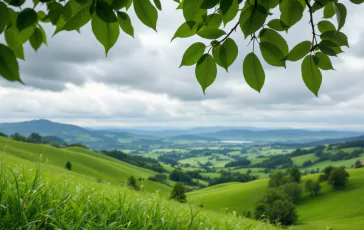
[304,0,318,51]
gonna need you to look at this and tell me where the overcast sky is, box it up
[1,1,364,130]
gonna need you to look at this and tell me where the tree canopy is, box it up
[0,0,363,96]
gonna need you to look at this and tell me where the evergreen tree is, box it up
[170,182,187,203]
[65,161,72,171]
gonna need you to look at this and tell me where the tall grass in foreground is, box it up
[0,163,277,230]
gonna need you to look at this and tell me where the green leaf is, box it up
[17,8,37,31]
[96,1,118,23]
[323,2,335,18]
[333,3,346,31]
[260,42,285,67]
[112,0,130,10]
[4,28,25,60]
[320,30,349,47]
[54,0,92,35]
[195,54,217,94]
[203,14,222,29]
[197,28,226,39]
[172,22,197,41]
[183,0,201,23]
[18,24,36,45]
[200,0,219,9]
[259,28,288,56]
[180,42,206,67]
[301,55,322,96]
[0,2,10,31]
[48,2,64,25]
[317,20,336,33]
[92,12,120,56]
[243,52,265,92]
[350,0,364,4]
[318,40,338,56]
[239,5,268,38]
[133,0,158,31]
[220,0,239,25]
[0,43,21,82]
[280,0,303,27]
[5,0,25,7]
[37,24,48,45]
[267,19,289,31]
[285,41,312,62]
[153,0,162,10]
[29,27,43,51]
[117,11,134,37]
[212,44,223,67]
[314,52,334,70]
[219,38,238,72]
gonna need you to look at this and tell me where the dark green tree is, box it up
[287,167,301,183]
[10,133,26,142]
[0,132,8,137]
[355,160,362,168]
[65,161,72,171]
[280,182,302,204]
[328,167,350,189]
[170,182,187,203]
[255,189,297,225]
[318,166,334,182]
[27,133,42,143]
[126,176,139,190]
[268,171,287,188]
[305,179,321,196]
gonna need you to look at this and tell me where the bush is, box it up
[305,179,321,196]
[328,167,350,189]
[0,132,8,137]
[279,182,302,204]
[126,176,139,190]
[268,171,287,188]
[65,161,72,171]
[170,182,187,203]
[255,189,297,225]
[287,167,301,183]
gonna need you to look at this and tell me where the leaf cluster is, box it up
[0,0,363,96]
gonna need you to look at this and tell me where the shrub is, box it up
[170,182,187,203]
[65,161,72,170]
[126,176,139,190]
[328,167,350,189]
[305,179,321,196]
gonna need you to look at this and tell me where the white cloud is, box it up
[1,2,364,130]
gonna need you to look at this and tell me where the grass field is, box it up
[292,153,319,166]
[0,138,278,229]
[189,168,364,230]
[0,136,172,196]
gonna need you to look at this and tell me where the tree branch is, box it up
[304,0,318,51]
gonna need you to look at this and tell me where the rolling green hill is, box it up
[188,168,364,230]
[0,119,136,149]
[0,137,277,230]
[0,136,171,195]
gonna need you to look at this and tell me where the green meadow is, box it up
[188,168,364,230]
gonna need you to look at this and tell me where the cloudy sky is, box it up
[1,1,364,130]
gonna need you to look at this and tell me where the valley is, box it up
[1,119,364,229]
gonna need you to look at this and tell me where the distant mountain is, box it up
[0,119,135,149]
[200,129,363,143]
[42,135,66,144]
[277,135,364,148]
[168,135,220,141]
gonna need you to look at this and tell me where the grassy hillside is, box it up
[0,140,277,229]
[0,136,171,195]
[188,168,364,229]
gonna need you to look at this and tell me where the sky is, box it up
[1,1,364,130]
